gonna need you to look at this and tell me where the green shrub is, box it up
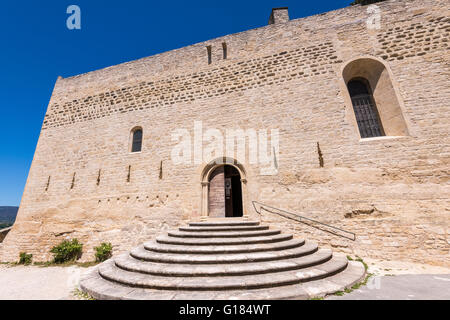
[19,252,33,265]
[94,243,113,262]
[50,239,83,263]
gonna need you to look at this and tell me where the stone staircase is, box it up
[80,220,365,300]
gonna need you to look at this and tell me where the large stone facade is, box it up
[1,0,448,266]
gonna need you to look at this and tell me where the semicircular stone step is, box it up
[80,220,367,300]
[115,249,332,277]
[156,233,293,246]
[189,221,260,227]
[98,255,348,291]
[130,241,318,264]
[143,238,305,254]
[80,258,365,300]
[167,229,281,238]
[179,225,269,232]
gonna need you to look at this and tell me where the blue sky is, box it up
[0,0,351,206]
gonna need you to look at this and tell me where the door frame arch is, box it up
[200,157,248,220]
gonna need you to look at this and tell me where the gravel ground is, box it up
[327,274,450,300]
[0,259,449,300]
[363,258,450,276]
[0,264,95,300]
[327,258,450,300]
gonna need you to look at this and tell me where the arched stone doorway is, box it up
[209,165,243,218]
[201,158,248,219]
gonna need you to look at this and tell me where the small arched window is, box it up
[131,128,143,153]
[347,79,385,138]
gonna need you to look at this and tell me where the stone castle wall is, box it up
[1,0,448,265]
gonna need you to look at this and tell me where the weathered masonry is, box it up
[1,0,448,266]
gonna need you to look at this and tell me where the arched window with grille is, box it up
[342,57,408,138]
[347,79,385,138]
[131,128,143,153]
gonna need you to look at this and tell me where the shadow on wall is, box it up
[0,228,12,243]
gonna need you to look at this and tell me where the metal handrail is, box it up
[252,201,356,241]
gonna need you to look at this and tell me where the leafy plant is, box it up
[50,239,83,263]
[73,288,95,300]
[355,256,369,271]
[33,260,99,268]
[94,242,113,262]
[351,273,373,290]
[19,252,33,265]
[333,257,373,297]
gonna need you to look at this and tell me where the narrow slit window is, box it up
[131,128,143,153]
[222,42,227,60]
[207,46,212,64]
[347,79,385,139]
